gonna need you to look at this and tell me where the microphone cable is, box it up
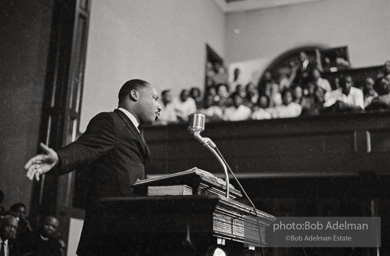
[214,145,266,255]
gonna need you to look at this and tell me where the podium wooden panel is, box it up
[99,195,275,255]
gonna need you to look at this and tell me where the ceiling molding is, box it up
[214,0,328,13]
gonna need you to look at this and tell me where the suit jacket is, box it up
[51,109,150,255]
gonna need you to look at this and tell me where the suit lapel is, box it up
[114,109,150,159]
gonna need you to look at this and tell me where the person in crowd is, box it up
[229,67,242,92]
[278,64,297,91]
[312,67,332,92]
[312,86,326,115]
[363,77,378,108]
[377,60,390,78]
[0,215,21,256]
[324,75,364,112]
[189,87,203,110]
[216,83,232,109]
[300,82,323,115]
[173,89,197,122]
[24,79,162,255]
[251,94,273,120]
[223,92,252,121]
[273,89,302,118]
[198,94,223,122]
[259,71,279,104]
[8,203,32,237]
[212,62,228,86]
[234,84,246,98]
[245,82,259,110]
[21,216,65,256]
[331,77,340,90]
[205,62,216,88]
[292,85,304,105]
[155,90,178,125]
[292,51,316,87]
[270,82,282,107]
[366,77,390,111]
[205,86,219,106]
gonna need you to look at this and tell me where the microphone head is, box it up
[188,113,205,134]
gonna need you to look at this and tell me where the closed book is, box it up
[148,185,193,196]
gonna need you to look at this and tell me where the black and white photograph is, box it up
[1,0,390,255]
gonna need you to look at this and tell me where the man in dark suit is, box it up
[24,79,161,255]
[293,51,316,87]
[0,215,21,256]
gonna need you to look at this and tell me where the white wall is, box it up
[225,0,390,69]
[81,0,225,131]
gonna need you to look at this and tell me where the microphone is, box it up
[188,113,205,135]
[187,113,228,197]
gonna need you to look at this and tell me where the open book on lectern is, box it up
[133,167,242,199]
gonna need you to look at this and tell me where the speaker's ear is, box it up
[129,89,139,101]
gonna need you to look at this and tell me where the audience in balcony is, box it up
[366,77,390,110]
[189,87,203,110]
[223,92,252,121]
[198,94,223,122]
[173,89,197,123]
[324,75,364,112]
[293,51,316,87]
[156,89,178,125]
[245,82,260,110]
[273,89,302,118]
[216,83,232,109]
[292,85,303,105]
[156,57,390,125]
[363,77,378,108]
[251,94,273,120]
[312,67,332,92]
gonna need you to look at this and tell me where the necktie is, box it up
[0,241,6,256]
[138,126,150,157]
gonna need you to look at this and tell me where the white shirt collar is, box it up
[118,107,140,133]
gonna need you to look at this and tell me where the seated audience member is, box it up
[205,86,219,106]
[22,216,65,256]
[331,77,340,90]
[212,62,228,86]
[312,67,332,92]
[251,94,273,120]
[155,90,178,125]
[324,75,364,112]
[0,215,21,256]
[223,92,252,121]
[366,77,390,111]
[300,82,316,115]
[292,85,303,105]
[173,89,197,122]
[363,77,378,107]
[198,94,223,122]
[278,64,296,91]
[270,82,282,107]
[216,83,232,109]
[377,60,390,78]
[245,82,260,110]
[8,203,32,232]
[189,87,203,110]
[8,203,32,253]
[273,89,302,118]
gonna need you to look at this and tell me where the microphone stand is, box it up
[193,131,230,199]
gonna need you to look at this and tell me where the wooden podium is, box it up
[99,195,275,255]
